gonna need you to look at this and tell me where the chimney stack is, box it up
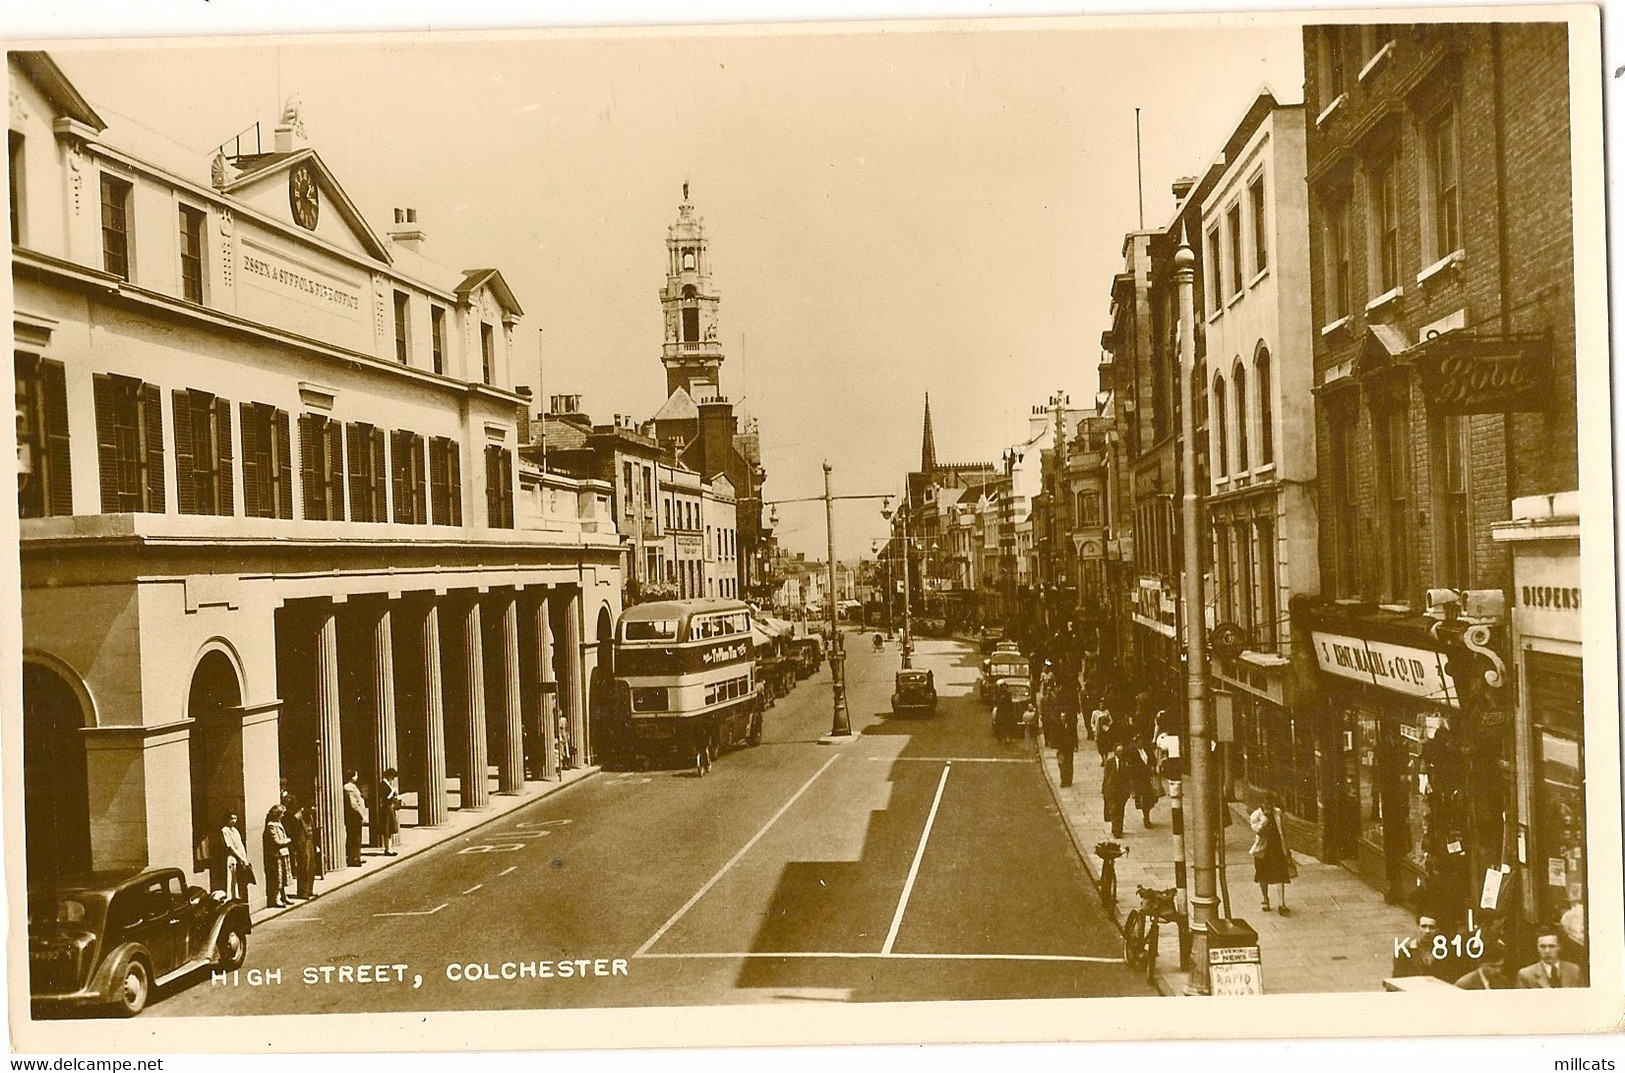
[1170,176,1198,202]
[389,207,427,251]
[515,386,533,444]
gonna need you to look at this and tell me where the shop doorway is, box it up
[22,662,93,886]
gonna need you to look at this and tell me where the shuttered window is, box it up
[240,402,293,519]
[345,422,388,522]
[391,430,428,524]
[298,413,346,521]
[172,388,234,516]
[485,444,514,529]
[14,354,73,518]
[93,373,164,513]
[429,436,462,526]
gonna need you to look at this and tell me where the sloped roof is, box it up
[13,52,106,131]
[221,148,392,262]
[542,414,590,452]
[456,269,524,317]
[653,386,699,423]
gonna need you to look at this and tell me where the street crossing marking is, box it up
[635,752,844,958]
[634,951,1124,964]
[882,761,951,955]
[373,903,448,917]
[458,843,526,854]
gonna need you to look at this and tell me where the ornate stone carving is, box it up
[66,143,82,216]
[217,208,235,289]
[372,274,389,338]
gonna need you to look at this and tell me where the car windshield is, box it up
[990,659,1028,677]
[28,893,100,931]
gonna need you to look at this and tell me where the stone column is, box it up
[371,604,398,847]
[556,589,584,768]
[314,606,345,869]
[536,595,558,780]
[420,601,448,827]
[460,598,490,810]
[496,593,525,793]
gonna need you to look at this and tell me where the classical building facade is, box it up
[12,53,622,894]
[1299,22,1579,943]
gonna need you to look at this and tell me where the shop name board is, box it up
[1520,585,1579,611]
[1311,630,1459,708]
[241,245,363,313]
[1417,332,1551,415]
[675,533,704,556]
[702,642,749,664]
[1512,552,1581,646]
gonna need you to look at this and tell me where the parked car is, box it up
[891,668,938,716]
[29,867,251,1017]
[991,678,1034,739]
[979,653,1031,702]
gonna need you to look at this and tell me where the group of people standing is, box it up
[211,768,402,910]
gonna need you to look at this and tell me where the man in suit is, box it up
[343,770,369,868]
[1517,927,1586,988]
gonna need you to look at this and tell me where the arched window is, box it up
[680,285,699,342]
[1256,345,1274,464]
[1213,375,1229,477]
[1234,360,1250,472]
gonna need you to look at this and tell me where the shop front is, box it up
[1215,652,1327,859]
[1493,492,1586,968]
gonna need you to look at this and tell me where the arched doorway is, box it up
[188,649,245,878]
[588,606,618,766]
[23,662,92,886]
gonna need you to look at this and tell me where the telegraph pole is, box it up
[1175,230,1218,994]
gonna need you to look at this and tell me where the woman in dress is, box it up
[1249,792,1292,914]
[262,805,293,909]
[380,767,401,856]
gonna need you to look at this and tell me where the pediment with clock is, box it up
[219,148,391,264]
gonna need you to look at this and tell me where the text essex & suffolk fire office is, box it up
[211,957,631,988]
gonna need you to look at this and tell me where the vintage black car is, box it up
[29,867,251,1017]
[891,668,938,716]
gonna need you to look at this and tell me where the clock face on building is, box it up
[288,163,320,230]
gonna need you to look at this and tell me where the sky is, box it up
[32,13,1307,559]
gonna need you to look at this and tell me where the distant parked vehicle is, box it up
[29,866,251,1017]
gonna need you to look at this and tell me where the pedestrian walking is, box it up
[1248,792,1294,914]
[1094,707,1115,764]
[262,805,292,909]
[1053,706,1079,787]
[380,767,401,855]
[557,713,574,769]
[1038,665,1060,744]
[1102,745,1131,838]
[343,770,368,867]
[285,798,316,900]
[212,810,253,901]
[1127,742,1159,827]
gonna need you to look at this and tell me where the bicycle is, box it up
[1093,841,1127,913]
[1122,884,1181,984]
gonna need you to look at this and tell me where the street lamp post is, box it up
[1175,230,1218,994]
[823,462,851,737]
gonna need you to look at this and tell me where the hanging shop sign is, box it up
[1414,331,1552,415]
[1311,629,1459,708]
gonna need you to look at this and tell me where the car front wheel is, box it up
[214,923,249,971]
[113,958,150,1017]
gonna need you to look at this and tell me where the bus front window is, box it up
[624,620,678,641]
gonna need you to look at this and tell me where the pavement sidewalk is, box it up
[251,766,599,926]
[1039,736,1412,995]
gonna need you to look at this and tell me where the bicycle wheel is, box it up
[1142,920,1160,984]
[1123,909,1148,970]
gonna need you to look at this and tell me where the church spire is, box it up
[921,392,937,473]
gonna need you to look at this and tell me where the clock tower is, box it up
[659,184,725,399]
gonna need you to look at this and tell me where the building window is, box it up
[1424,105,1462,260]
[429,436,463,526]
[430,306,446,375]
[93,373,164,513]
[1316,26,1348,109]
[1249,174,1268,275]
[1077,491,1101,526]
[1368,159,1400,294]
[1329,407,1360,597]
[14,354,72,518]
[179,205,206,304]
[1214,523,1234,624]
[173,388,234,517]
[1212,375,1229,477]
[1226,202,1244,298]
[1437,414,1471,589]
[1323,195,1352,320]
[100,174,132,281]
[643,465,654,510]
[391,430,429,524]
[393,291,411,365]
[1206,226,1224,305]
[240,402,294,520]
[8,130,22,247]
[1233,362,1249,472]
[485,444,514,529]
[1360,24,1393,64]
[1376,402,1411,602]
[346,422,388,522]
[1237,519,1255,637]
[480,323,495,385]
[1256,348,1274,464]
[1256,515,1278,650]
[298,413,345,521]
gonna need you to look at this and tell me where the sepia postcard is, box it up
[3,3,1619,1057]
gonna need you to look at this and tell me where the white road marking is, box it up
[373,903,448,917]
[867,756,1030,763]
[882,761,951,954]
[458,843,526,854]
[634,950,1123,964]
[499,866,518,876]
[516,819,573,828]
[462,883,483,895]
[635,752,843,957]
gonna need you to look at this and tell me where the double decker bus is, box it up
[612,598,763,773]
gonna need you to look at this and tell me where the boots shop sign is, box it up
[1415,331,1552,414]
[1311,630,1460,708]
